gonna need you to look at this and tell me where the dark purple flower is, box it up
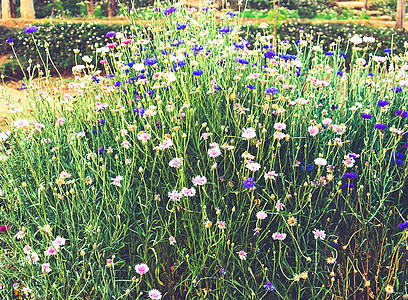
[343,183,354,189]
[405,142,408,147]
[164,7,176,15]
[374,123,387,130]
[106,31,116,37]
[377,100,389,107]
[337,71,343,76]
[325,51,334,56]
[343,172,357,179]
[398,221,408,230]
[24,26,39,34]
[361,113,372,119]
[263,281,275,291]
[340,52,346,58]
[246,84,255,90]
[243,177,256,189]
[264,50,276,59]
[396,109,408,118]
[384,48,392,53]
[6,38,13,44]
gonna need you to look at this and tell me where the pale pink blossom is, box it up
[274,131,286,140]
[15,230,25,240]
[313,229,326,240]
[181,187,196,197]
[169,236,176,245]
[242,127,256,140]
[256,211,267,220]
[264,171,280,180]
[314,158,327,166]
[23,245,32,254]
[274,123,286,131]
[169,158,182,168]
[111,176,124,187]
[237,250,247,260]
[246,162,261,172]
[44,246,58,256]
[168,190,182,201]
[272,232,287,240]
[41,263,52,273]
[217,220,226,230]
[148,289,162,300]
[55,117,66,126]
[135,263,149,275]
[275,200,285,211]
[308,125,319,136]
[26,252,39,265]
[192,175,207,186]
[122,140,131,149]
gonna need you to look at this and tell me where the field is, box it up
[0,2,408,299]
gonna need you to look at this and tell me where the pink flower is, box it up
[0,225,10,233]
[308,125,319,136]
[23,245,32,254]
[242,127,256,140]
[169,158,182,168]
[272,232,287,240]
[237,250,247,260]
[56,117,66,126]
[201,132,212,140]
[181,187,196,197]
[107,42,117,48]
[274,131,286,140]
[256,211,268,220]
[274,123,286,131]
[322,118,332,126]
[191,175,207,186]
[52,236,66,249]
[169,236,176,245]
[15,230,25,239]
[135,263,149,275]
[26,252,39,265]
[246,162,261,172]
[122,140,131,149]
[264,171,280,180]
[137,131,151,142]
[59,171,71,179]
[168,190,182,201]
[275,200,285,211]
[313,229,326,240]
[111,176,124,187]
[41,263,52,273]
[148,289,162,300]
[125,158,131,165]
[217,220,226,230]
[208,143,221,158]
[44,246,57,256]
[106,259,114,268]
[314,157,327,166]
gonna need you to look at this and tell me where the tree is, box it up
[1,0,12,19]
[21,0,36,18]
[108,0,118,17]
[87,0,95,17]
[396,0,406,29]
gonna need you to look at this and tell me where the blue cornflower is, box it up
[368,73,374,77]
[279,54,297,60]
[219,267,226,275]
[114,81,121,87]
[164,7,176,15]
[226,11,235,17]
[243,177,256,189]
[396,109,408,118]
[176,23,189,30]
[98,147,106,154]
[300,163,314,172]
[266,87,279,95]
[6,38,13,44]
[398,221,408,230]
[343,183,354,189]
[246,84,255,90]
[374,123,387,130]
[192,70,203,76]
[192,44,204,52]
[24,26,39,34]
[343,172,357,179]
[392,86,403,93]
[233,40,249,50]
[331,105,338,110]
[144,57,157,65]
[236,58,249,65]
[384,48,392,53]
[340,52,346,58]
[337,71,343,77]
[106,31,116,37]
[325,51,334,56]
[264,50,276,59]
[263,281,275,292]
[361,113,372,119]
[377,100,389,107]
[219,26,232,34]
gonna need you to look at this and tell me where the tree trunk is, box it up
[108,0,118,17]
[11,0,17,18]
[1,0,12,19]
[20,0,35,19]
[364,0,368,10]
[87,0,95,16]
[396,0,406,29]
[51,0,56,18]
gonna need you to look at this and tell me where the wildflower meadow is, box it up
[0,1,408,299]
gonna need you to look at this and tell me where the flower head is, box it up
[135,263,149,275]
[242,177,256,189]
[312,229,326,240]
[263,281,275,291]
[24,26,39,34]
[148,289,162,299]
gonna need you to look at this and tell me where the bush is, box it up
[0,6,408,300]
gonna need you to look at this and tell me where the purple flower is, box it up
[405,142,408,148]
[266,87,279,95]
[219,26,232,34]
[6,38,13,44]
[343,183,354,189]
[144,57,157,65]
[337,71,343,76]
[263,281,275,291]
[374,123,387,130]
[361,113,372,119]
[106,31,116,37]
[24,26,39,34]
[384,48,392,53]
[219,267,226,275]
[264,50,276,59]
[192,70,203,76]
[343,172,357,179]
[399,221,408,229]
[396,109,408,118]
[164,7,176,15]
[377,100,389,107]
[243,177,256,189]
[177,23,189,30]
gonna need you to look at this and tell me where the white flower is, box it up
[242,127,256,140]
